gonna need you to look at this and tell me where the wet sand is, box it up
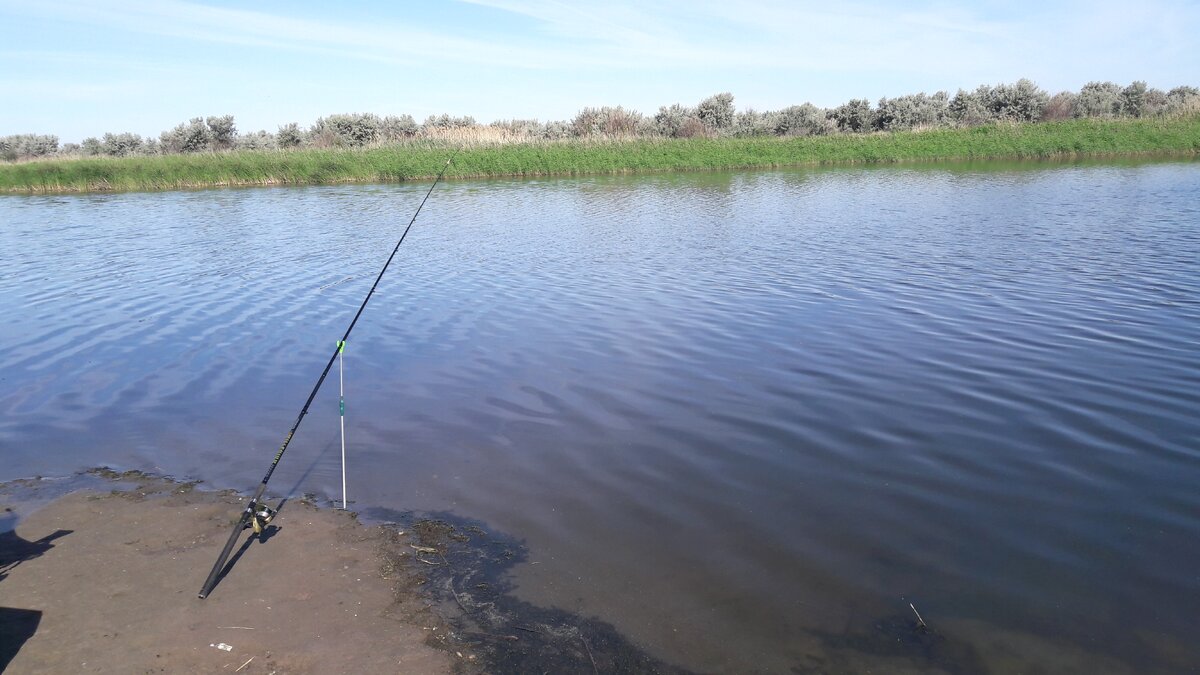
[0,473,454,674]
[0,472,697,675]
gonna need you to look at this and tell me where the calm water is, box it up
[3,162,1199,672]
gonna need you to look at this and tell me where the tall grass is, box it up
[2,116,1197,194]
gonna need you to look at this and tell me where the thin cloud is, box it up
[456,0,1200,84]
[13,0,596,69]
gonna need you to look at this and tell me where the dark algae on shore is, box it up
[2,116,1198,193]
[374,508,694,674]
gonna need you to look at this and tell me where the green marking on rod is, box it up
[337,340,346,354]
[339,398,345,416]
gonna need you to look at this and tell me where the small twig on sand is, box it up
[450,579,470,615]
[463,630,519,642]
[910,603,927,630]
[581,634,598,674]
[235,656,254,672]
[219,626,255,630]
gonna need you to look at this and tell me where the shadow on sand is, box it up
[0,513,71,670]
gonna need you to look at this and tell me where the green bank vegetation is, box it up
[5,79,1200,161]
[3,116,1198,193]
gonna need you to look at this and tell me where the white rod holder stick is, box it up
[338,340,347,510]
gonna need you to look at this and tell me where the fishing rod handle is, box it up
[197,504,252,598]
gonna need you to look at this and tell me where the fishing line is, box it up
[198,154,456,599]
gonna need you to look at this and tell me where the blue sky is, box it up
[2,0,1198,142]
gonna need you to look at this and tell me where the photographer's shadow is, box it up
[1,511,73,670]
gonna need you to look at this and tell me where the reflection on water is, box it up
[3,161,1199,672]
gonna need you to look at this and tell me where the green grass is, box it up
[3,116,1198,194]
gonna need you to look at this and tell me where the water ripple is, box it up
[3,162,1200,672]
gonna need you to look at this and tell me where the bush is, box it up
[100,132,145,156]
[541,120,571,140]
[1166,86,1200,115]
[570,106,642,137]
[0,133,60,160]
[160,118,213,153]
[874,92,947,131]
[310,113,381,147]
[1119,81,1148,117]
[486,118,575,140]
[422,114,476,131]
[949,86,993,126]
[989,79,1049,121]
[206,115,236,150]
[774,104,832,136]
[675,117,709,138]
[1042,91,1076,121]
[696,93,735,133]
[730,109,778,137]
[1075,82,1122,118]
[1142,87,1169,117]
[1116,81,1169,118]
[602,107,642,136]
[277,123,304,149]
[1167,86,1199,104]
[235,130,276,151]
[29,134,60,157]
[634,117,659,137]
[380,115,418,142]
[654,103,698,138]
[829,99,872,132]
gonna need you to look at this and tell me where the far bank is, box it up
[2,116,1198,194]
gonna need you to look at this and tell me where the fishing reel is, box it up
[244,503,277,535]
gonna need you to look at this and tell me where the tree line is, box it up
[3,80,1198,162]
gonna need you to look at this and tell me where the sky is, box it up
[2,0,1198,143]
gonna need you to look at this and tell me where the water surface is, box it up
[3,161,1199,672]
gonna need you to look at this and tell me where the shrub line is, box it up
[2,117,1197,194]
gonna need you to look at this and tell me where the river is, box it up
[3,160,1198,672]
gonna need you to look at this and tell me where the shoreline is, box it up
[5,470,1179,673]
[0,469,693,674]
[2,116,1198,194]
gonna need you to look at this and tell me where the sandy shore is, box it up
[0,472,455,674]
[0,471,698,675]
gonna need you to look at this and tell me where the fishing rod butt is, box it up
[197,509,252,599]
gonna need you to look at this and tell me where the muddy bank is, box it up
[0,471,453,674]
[0,471,693,675]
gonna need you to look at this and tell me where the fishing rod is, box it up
[198,155,456,599]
